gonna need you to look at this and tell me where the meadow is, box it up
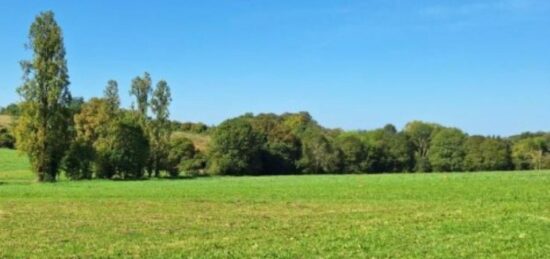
[0,148,549,258]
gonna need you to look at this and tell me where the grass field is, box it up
[0,148,549,258]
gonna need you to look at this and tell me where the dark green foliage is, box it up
[297,130,342,173]
[404,121,442,172]
[130,72,152,118]
[362,126,414,173]
[336,134,369,173]
[250,114,301,173]
[180,122,209,134]
[208,117,263,175]
[0,104,21,116]
[104,80,120,112]
[110,118,150,179]
[179,152,208,176]
[428,128,467,172]
[166,137,196,177]
[63,140,94,180]
[0,128,15,149]
[463,136,513,172]
[150,80,172,177]
[15,11,71,182]
[512,135,550,170]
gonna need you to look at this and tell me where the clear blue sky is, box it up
[1,0,549,136]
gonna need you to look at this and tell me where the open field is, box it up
[0,148,549,258]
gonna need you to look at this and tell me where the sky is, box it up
[0,0,549,136]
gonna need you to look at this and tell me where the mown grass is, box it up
[0,148,548,258]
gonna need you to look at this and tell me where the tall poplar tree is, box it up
[104,80,120,112]
[150,80,172,176]
[130,72,152,118]
[15,11,71,182]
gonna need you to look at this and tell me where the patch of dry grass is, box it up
[172,131,211,151]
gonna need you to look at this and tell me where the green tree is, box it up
[150,80,172,177]
[62,139,94,180]
[479,138,512,171]
[463,136,485,171]
[0,103,21,116]
[362,125,414,173]
[15,11,71,182]
[512,136,549,170]
[249,113,301,174]
[297,130,342,173]
[104,80,120,112]
[110,116,150,179]
[73,98,117,178]
[404,121,442,172]
[336,134,368,173]
[208,118,263,175]
[130,72,152,118]
[428,128,467,172]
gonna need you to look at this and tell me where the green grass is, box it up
[0,148,549,258]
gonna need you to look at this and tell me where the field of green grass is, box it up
[0,148,549,258]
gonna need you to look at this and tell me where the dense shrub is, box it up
[0,128,15,149]
[179,152,208,176]
[166,136,196,177]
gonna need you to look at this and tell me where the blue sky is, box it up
[1,0,549,136]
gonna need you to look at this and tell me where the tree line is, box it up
[1,11,549,181]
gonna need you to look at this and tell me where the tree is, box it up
[130,72,152,118]
[73,98,117,178]
[512,136,550,170]
[150,80,172,177]
[479,137,512,171]
[104,80,120,112]
[428,128,467,172]
[14,11,71,182]
[463,136,485,171]
[297,130,342,173]
[404,121,442,172]
[0,103,21,116]
[208,118,263,175]
[249,113,301,174]
[336,134,368,173]
[362,126,414,173]
[109,114,150,179]
[62,139,94,180]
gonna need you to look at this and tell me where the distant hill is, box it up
[172,131,211,152]
[0,115,13,128]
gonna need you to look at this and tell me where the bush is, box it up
[179,152,207,176]
[166,136,196,177]
[0,128,15,149]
